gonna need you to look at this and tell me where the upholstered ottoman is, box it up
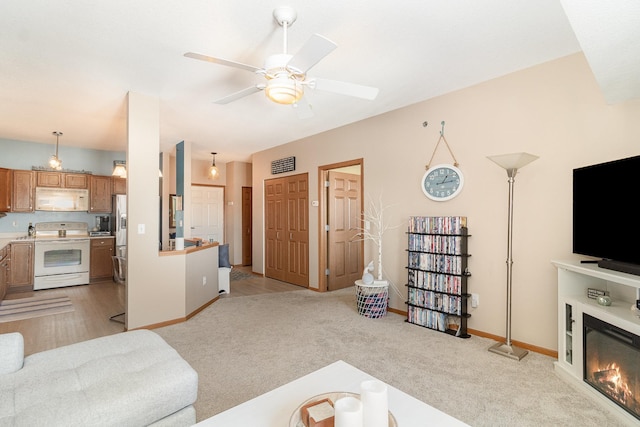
[0,330,198,426]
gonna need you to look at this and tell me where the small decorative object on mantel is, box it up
[271,156,296,174]
[421,121,464,201]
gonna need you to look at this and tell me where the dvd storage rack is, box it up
[406,216,471,338]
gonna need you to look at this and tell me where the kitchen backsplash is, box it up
[0,211,107,234]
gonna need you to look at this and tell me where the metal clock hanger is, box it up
[421,121,464,201]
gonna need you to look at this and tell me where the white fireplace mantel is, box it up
[552,260,640,426]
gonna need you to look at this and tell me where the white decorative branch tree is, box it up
[354,194,397,282]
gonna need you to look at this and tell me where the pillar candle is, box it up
[361,380,388,427]
[175,237,184,250]
[334,396,363,427]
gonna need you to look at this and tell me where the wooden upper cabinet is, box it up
[36,171,88,189]
[0,168,11,212]
[64,173,89,189]
[11,170,35,212]
[36,171,63,187]
[112,177,126,194]
[90,175,112,212]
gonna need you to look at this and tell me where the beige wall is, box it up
[252,53,640,351]
[127,92,185,329]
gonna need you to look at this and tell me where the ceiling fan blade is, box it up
[287,34,337,73]
[292,96,314,119]
[312,78,379,100]
[213,85,265,104]
[184,52,262,73]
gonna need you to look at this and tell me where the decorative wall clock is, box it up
[421,163,464,201]
[422,121,464,201]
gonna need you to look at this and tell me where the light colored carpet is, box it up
[0,295,73,323]
[155,288,627,426]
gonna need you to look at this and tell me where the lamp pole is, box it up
[487,153,538,361]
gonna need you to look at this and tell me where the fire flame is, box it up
[594,363,633,405]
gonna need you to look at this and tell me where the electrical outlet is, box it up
[471,293,479,308]
[202,276,207,286]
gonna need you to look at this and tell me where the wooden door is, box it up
[327,171,362,290]
[265,178,286,281]
[264,174,309,286]
[242,186,252,266]
[284,175,309,286]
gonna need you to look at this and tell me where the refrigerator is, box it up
[112,194,127,257]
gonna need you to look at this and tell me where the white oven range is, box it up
[33,222,90,290]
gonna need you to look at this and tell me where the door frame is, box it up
[318,158,364,292]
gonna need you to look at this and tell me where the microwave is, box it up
[35,187,89,212]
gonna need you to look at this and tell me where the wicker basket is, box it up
[355,280,389,318]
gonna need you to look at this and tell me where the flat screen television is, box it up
[573,154,640,276]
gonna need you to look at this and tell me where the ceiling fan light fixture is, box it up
[48,131,63,170]
[208,152,220,180]
[265,74,304,105]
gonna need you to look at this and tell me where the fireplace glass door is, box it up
[583,313,640,421]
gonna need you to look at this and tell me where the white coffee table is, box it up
[195,360,469,426]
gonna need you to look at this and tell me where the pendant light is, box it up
[112,160,127,178]
[49,131,63,170]
[208,152,220,180]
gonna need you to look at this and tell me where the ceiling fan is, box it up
[184,7,379,117]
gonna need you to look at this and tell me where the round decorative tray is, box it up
[289,391,397,427]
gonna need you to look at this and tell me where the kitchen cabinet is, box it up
[0,245,9,300]
[37,171,89,189]
[11,170,35,212]
[90,237,115,280]
[9,241,34,291]
[90,175,112,212]
[64,173,88,189]
[0,168,11,212]
[36,171,63,187]
[112,177,126,194]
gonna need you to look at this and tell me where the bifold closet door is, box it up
[264,174,309,287]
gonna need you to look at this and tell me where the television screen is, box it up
[573,155,640,268]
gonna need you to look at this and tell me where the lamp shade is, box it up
[487,152,539,177]
[112,160,127,178]
[265,74,303,105]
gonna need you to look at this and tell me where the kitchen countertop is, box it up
[1,234,115,247]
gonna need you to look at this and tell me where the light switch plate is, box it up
[138,224,145,234]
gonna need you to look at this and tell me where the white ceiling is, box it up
[1,1,638,163]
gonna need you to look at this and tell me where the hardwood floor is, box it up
[0,266,302,356]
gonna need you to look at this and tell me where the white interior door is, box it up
[190,185,224,243]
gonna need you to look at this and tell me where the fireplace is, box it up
[583,313,640,421]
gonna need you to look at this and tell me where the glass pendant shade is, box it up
[48,155,62,170]
[208,152,219,180]
[49,131,63,170]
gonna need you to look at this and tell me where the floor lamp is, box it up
[487,152,539,361]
